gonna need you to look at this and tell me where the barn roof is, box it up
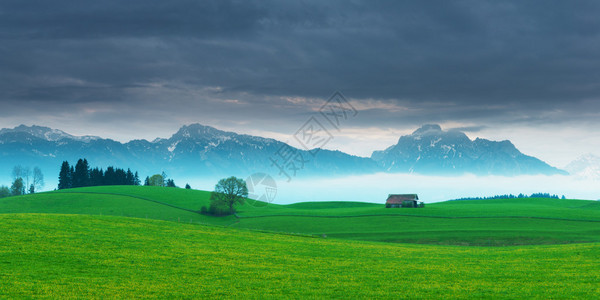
[386,194,419,204]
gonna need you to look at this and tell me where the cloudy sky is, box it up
[2,0,600,167]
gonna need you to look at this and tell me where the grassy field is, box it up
[1,213,599,298]
[1,186,600,298]
[0,186,235,226]
[2,186,600,246]
[233,198,600,246]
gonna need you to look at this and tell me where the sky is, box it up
[2,0,600,168]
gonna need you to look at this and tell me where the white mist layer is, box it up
[17,173,599,205]
[227,173,600,204]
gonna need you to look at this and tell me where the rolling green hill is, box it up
[1,186,600,245]
[0,186,234,226]
[2,186,600,298]
[1,214,599,298]
[233,197,600,246]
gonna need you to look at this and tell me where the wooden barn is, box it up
[385,194,423,208]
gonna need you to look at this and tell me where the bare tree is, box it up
[12,165,32,194]
[12,165,23,180]
[32,167,44,193]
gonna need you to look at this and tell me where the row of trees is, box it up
[143,173,177,188]
[0,165,44,198]
[58,158,183,190]
[454,193,566,201]
[58,159,141,189]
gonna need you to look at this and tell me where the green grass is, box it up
[232,197,600,246]
[2,187,600,297]
[2,186,600,246]
[1,214,599,298]
[0,186,235,226]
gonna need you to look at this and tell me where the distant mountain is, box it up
[0,124,378,185]
[0,123,568,188]
[0,125,100,143]
[371,124,567,176]
[564,154,600,180]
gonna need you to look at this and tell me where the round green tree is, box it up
[209,176,248,215]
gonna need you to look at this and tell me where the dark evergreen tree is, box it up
[126,169,134,185]
[89,168,104,186]
[166,179,177,188]
[134,172,141,186]
[58,161,72,190]
[185,183,191,189]
[73,159,90,188]
[115,168,127,185]
[104,167,116,185]
[144,176,150,186]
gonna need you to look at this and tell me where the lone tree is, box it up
[208,176,248,215]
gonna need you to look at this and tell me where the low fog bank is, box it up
[192,173,599,205]
[4,173,598,205]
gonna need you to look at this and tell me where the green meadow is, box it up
[1,186,600,298]
[3,186,599,246]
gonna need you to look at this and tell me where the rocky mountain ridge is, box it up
[0,124,568,186]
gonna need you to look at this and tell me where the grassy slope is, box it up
[0,186,235,226]
[233,198,600,246]
[1,214,599,298]
[2,186,600,245]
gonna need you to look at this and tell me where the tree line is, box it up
[58,159,141,189]
[58,158,184,190]
[453,192,566,201]
[1,158,188,198]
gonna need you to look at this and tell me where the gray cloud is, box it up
[1,0,600,134]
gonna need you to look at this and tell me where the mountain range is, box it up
[372,124,566,176]
[0,124,568,186]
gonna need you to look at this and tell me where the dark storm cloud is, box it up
[1,0,600,128]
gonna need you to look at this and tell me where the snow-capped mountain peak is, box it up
[412,124,443,136]
[0,125,100,142]
[371,124,566,176]
[564,154,600,180]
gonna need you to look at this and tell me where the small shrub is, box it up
[207,202,232,216]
